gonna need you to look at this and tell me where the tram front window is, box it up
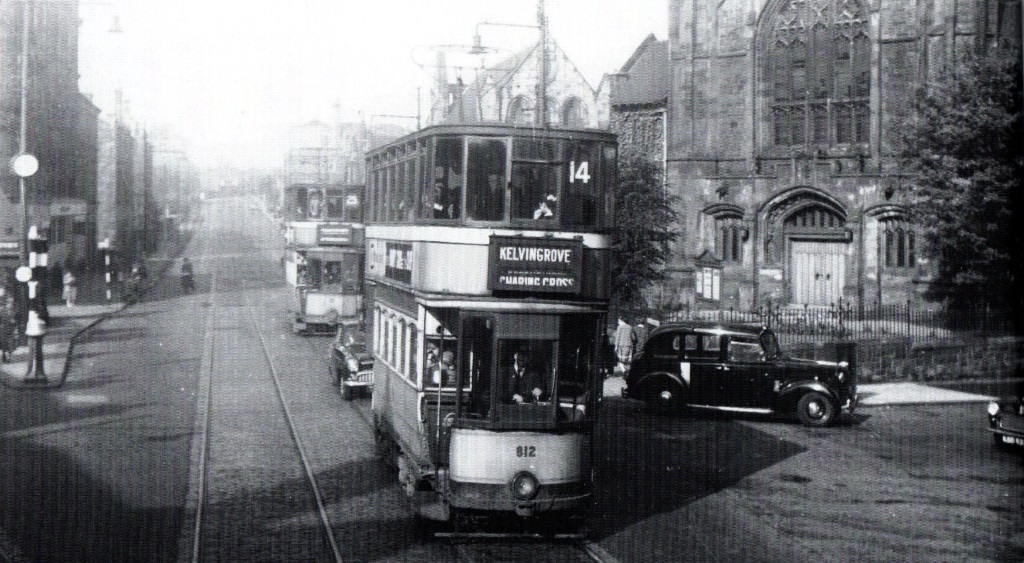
[499,342,552,404]
[455,315,599,427]
[305,259,323,288]
[322,261,341,288]
[492,340,557,426]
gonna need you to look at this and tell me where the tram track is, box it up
[446,536,620,563]
[183,198,618,562]
[183,242,344,562]
[244,280,344,561]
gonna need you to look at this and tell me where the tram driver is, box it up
[507,349,545,404]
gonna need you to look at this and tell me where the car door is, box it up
[723,335,773,408]
[687,332,724,405]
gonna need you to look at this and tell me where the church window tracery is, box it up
[768,0,870,148]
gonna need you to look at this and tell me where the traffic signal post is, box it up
[19,226,48,384]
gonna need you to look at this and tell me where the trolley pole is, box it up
[22,226,48,384]
[536,0,548,128]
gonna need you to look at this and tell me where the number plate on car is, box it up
[1001,435,1024,446]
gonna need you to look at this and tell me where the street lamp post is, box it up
[18,0,32,264]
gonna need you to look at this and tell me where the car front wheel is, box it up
[796,391,837,427]
[645,379,684,414]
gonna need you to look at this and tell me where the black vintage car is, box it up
[327,319,374,400]
[622,321,858,426]
[987,380,1024,450]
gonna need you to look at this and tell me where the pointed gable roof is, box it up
[440,38,592,124]
[612,34,669,107]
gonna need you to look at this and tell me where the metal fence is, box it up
[660,299,1017,348]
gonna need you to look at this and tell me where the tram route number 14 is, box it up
[516,445,537,458]
[568,161,590,184]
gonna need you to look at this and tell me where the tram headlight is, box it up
[511,471,539,501]
[987,402,1000,417]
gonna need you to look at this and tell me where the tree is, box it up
[898,47,1023,314]
[611,150,678,309]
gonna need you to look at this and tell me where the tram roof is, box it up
[366,123,616,156]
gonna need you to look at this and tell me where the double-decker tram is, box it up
[282,184,366,334]
[365,124,616,533]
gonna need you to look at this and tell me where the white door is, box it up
[790,241,846,307]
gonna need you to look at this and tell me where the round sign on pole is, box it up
[15,266,32,283]
[10,153,39,178]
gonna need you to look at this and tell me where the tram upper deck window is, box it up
[345,191,363,223]
[324,193,343,220]
[466,138,507,222]
[510,138,608,229]
[430,137,463,220]
[511,139,561,222]
[562,142,599,228]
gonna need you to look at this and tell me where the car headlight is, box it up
[347,359,359,373]
[987,402,1000,416]
[511,472,539,501]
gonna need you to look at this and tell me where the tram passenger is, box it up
[533,191,557,220]
[507,349,544,404]
[432,180,460,219]
[437,350,457,387]
[425,344,456,387]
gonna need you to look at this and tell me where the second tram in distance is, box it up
[282,184,366,335]
[364,123,616,532]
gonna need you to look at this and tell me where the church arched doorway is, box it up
[762,189,851,307]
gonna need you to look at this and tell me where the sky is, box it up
[78,0,668,169]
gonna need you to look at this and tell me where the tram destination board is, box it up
[317,222,353,246]
[488,235,582,295]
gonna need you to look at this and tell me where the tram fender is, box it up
[411,490,450,521]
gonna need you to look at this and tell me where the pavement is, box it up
[602,375,999,407]
[1,304,1002,403]
[0,256,175,390]
[0,301,122,389]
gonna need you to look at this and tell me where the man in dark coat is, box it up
[508,350,544,404]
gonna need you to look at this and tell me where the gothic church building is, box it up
[664,0,1020,311]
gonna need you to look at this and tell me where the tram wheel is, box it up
[374,426,397,469]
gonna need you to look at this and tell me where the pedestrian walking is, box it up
[632,319,649,352]
[613,317,634,374]
[0,288,15,362]
[62,269,78,307]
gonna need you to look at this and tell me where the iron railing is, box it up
[659,299,1016,348]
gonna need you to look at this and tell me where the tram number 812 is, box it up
[516,445,537,458]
